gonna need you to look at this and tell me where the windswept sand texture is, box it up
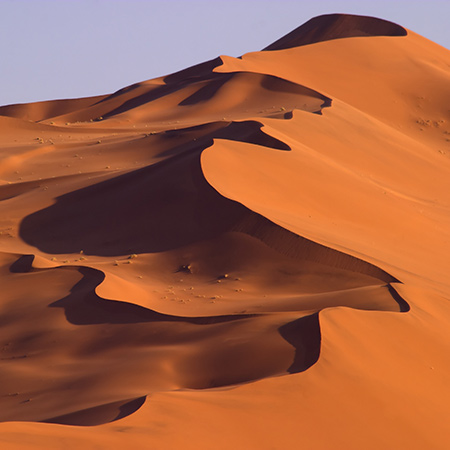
[0,13,449,449]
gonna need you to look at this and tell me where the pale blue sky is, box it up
[1,0,449,107]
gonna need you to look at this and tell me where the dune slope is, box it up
[0,13,449,450]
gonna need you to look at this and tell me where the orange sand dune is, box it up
[0,13,449,450]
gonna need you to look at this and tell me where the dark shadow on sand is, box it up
[263,13,407,51]
[42,396,147,427]
[279,314,321,373]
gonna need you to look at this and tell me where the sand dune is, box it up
[0,13,449,450]
[263,13,407,50]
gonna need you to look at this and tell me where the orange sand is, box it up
[0,13,449,449]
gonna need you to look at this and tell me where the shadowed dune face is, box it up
[263,13,407,51]
[42,396,147,426]
[0,12,448,449]
[19,139,394,285]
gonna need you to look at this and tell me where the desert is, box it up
[0,13,449,449]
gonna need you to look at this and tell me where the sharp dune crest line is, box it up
[0,13,449,450]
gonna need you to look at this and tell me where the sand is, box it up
[0,13,449,449]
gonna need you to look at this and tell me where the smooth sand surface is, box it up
[0,13,449,449]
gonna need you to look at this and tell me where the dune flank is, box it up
[0,13,449,450]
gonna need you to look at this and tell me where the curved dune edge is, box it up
[215,29,450,153]
[200,104,450,295]
[42,396,147,427]
[263,13,407,51]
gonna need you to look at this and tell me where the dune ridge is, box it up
[0,13,449,450]
[263,13,407,51]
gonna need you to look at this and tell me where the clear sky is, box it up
[1,0,449,107]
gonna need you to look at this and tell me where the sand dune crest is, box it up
[263,13,407,51]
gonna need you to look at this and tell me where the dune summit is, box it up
[0,13,449,450]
